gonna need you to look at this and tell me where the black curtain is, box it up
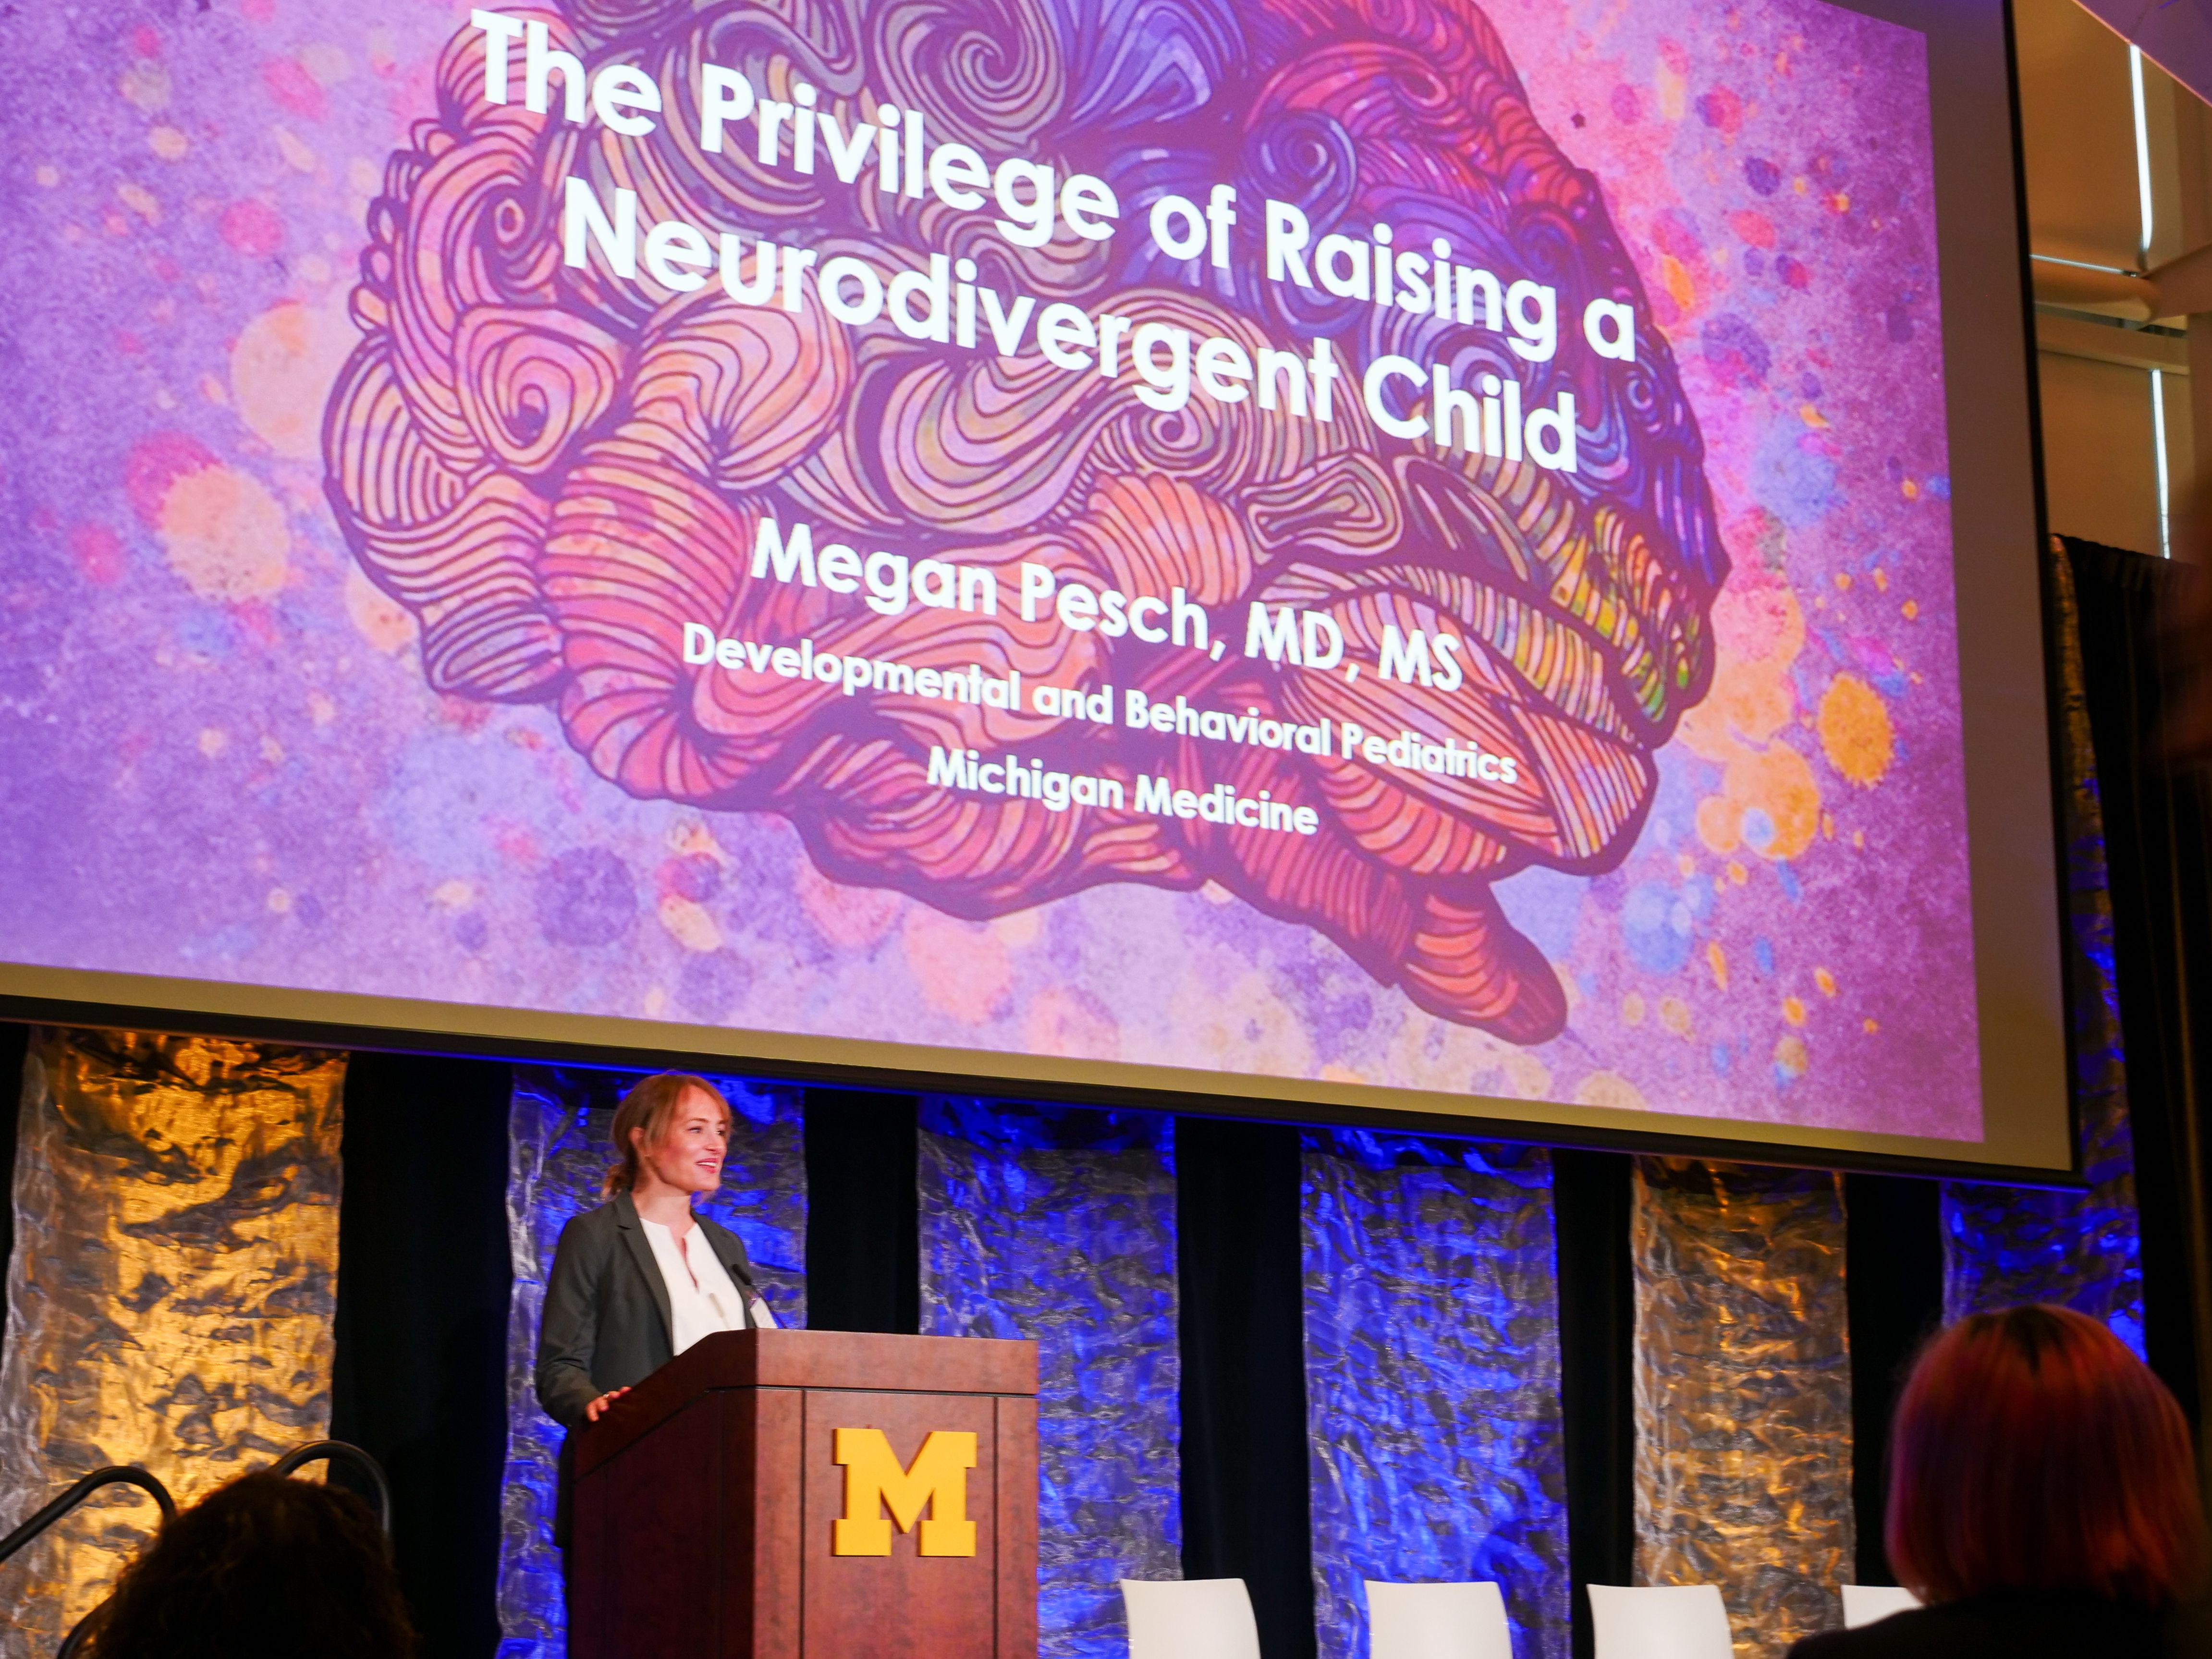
[1552,1148,1635,1659]
[1841,1172,1944,1584]
[0,1021,24,1379]
[329,1051,514,1658]
[802,1088,919,1333]
[1175,1116,1316,1659]
[2064,539,2212,1431]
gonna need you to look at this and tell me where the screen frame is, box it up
[0,0,2075,1180]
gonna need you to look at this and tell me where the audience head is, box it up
[1888,1303,2205,1608]
[85,1471,412,1659]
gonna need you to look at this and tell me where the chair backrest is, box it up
[1366,1580,1515,1659]
[1587,1584,1734,1659]
[1121,1578,1263,1659]
[1839,1585,1921,1629]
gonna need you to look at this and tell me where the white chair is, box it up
[1840,1585,1920,1628]
[1366,1580,1515,1659]
[1587,1584,1734,1659]
[1121,1578,1262,1659]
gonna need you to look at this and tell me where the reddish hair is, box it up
[84,1471,413,1659]
[1887,1304,2205,1607]
[602,1072,729,1198]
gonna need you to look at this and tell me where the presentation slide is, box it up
[0,0,2064,1165]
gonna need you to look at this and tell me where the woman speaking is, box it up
[535,1071,772,1437]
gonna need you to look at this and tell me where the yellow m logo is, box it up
[831,1428,978,1557]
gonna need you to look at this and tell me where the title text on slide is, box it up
[467,9,1632,471]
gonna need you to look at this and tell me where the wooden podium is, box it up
[569,1328,1039,1659]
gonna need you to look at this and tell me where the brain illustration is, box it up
[325,0,1725,1045]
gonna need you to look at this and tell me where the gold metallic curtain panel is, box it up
[1633,1158,1851,1659]
[0,1029,344,1657]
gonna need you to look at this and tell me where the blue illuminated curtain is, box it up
[918,1097,1181,1659]
[1942,552,2142,1350]
[1301,1131,1568,1659]
[495,1067,807,1658]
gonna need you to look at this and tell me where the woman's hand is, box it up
[584,1386,631,1423]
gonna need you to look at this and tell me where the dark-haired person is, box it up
[79,1471,412,1659]
[1791,1303,2207,1658]
[536,1072,770,1433]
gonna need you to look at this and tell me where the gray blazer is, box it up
[533,1190,759,1431]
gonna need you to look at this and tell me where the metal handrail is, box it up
[57,1607,102,1659]
[266,1439,393,1537]
[0,1467,175,1568]
[20,1442,393,1658]
[2,1469,176,1659]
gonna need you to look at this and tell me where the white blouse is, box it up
[639,1216,776,1355]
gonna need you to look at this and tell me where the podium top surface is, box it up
[576,1328,1039,1477]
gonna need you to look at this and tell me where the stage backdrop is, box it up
[0,1021,2158,1659]
[1302,1131,1568,1659]
[0,0,2066,1169]
[1942,550,2141,1345]
[0,1030,344,1659]
[1633,1159,1851,1659]
[919,1097,1182,1658]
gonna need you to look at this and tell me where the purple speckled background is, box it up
[0,0,1975,1138]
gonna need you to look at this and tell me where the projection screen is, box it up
[0,0,2068,1173]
